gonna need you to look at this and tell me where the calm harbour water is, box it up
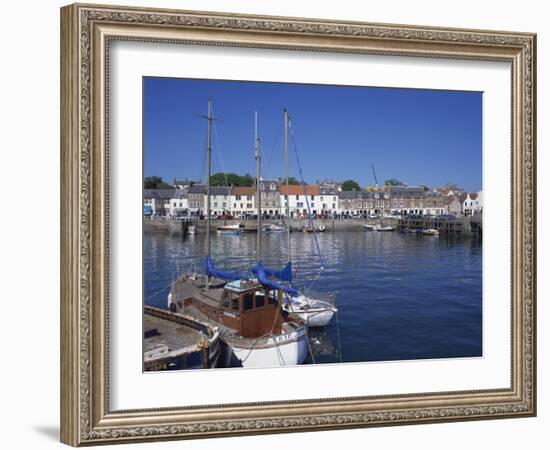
[144,230,482,364]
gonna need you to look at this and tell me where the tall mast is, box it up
[284,109,291,262]
[255,112,261,262]
[206,98,212,286]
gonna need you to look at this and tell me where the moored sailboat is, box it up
[373,224,396,232]
[303,224,326,233]
[264,223,286,233]
[217,223,244,234]
[261,109,337,327]
[168,101,308,368]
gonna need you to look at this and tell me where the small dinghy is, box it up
[144,305,221,371]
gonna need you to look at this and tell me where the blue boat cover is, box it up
[254,262,298,297]
[205,256,247,281]
[251,261,292,283]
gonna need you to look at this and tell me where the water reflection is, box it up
[144,230,482,363]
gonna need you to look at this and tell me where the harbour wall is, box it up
[144,217,481,236]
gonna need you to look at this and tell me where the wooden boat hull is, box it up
[144,306,222,371]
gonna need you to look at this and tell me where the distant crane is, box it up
[371,164,379,188]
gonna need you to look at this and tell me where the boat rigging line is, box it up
[211,104,229,187]
[287,117,325,273]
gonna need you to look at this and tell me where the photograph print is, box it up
[142,77,482,371]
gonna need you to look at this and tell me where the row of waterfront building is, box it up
[144,179,482,219]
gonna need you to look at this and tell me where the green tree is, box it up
[384,178,405,186]
[144,176,172,189]
[444,182,462,192]
[241,174,254,186]
[209,172,254,186]
[209,172,228,186]
[341,179,361,191]
[287,177,300,185]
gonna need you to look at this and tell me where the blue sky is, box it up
[143,77,482,192]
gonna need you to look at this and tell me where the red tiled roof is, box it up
[280,185,320,196]
[232,186,255,196]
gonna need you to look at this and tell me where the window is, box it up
[267,290,278,306]
[223,291,240,311]
[255,293,265,308]
[242,293,254,311]
[179,202,182,207]
[311,195,314,201]
[236,195,241,200]
[332,203,336,209]
[296,195,299,200]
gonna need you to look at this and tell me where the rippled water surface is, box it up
[144,230,482,363]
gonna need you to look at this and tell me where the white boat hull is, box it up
[282,296,337,327]
[374,226,396,232]
[290,308,336,327]
[226,332,308,368]
[217,230,243,235]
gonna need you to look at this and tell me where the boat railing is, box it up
[299,289,337,305]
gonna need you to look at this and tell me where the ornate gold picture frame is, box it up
[60,3,536,446]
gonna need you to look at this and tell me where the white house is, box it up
[317,192,339,215]
[280,185,320,217]
[169,190,189,217]
[209,186,232,216]
[230,186,256,218]
[476,190,483,214]
[144,189,175,216]
[463,192,482,216]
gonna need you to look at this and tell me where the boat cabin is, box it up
[218,280,285,338]
[172,276,298,339]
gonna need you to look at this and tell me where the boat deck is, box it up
[144,311,207,354]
